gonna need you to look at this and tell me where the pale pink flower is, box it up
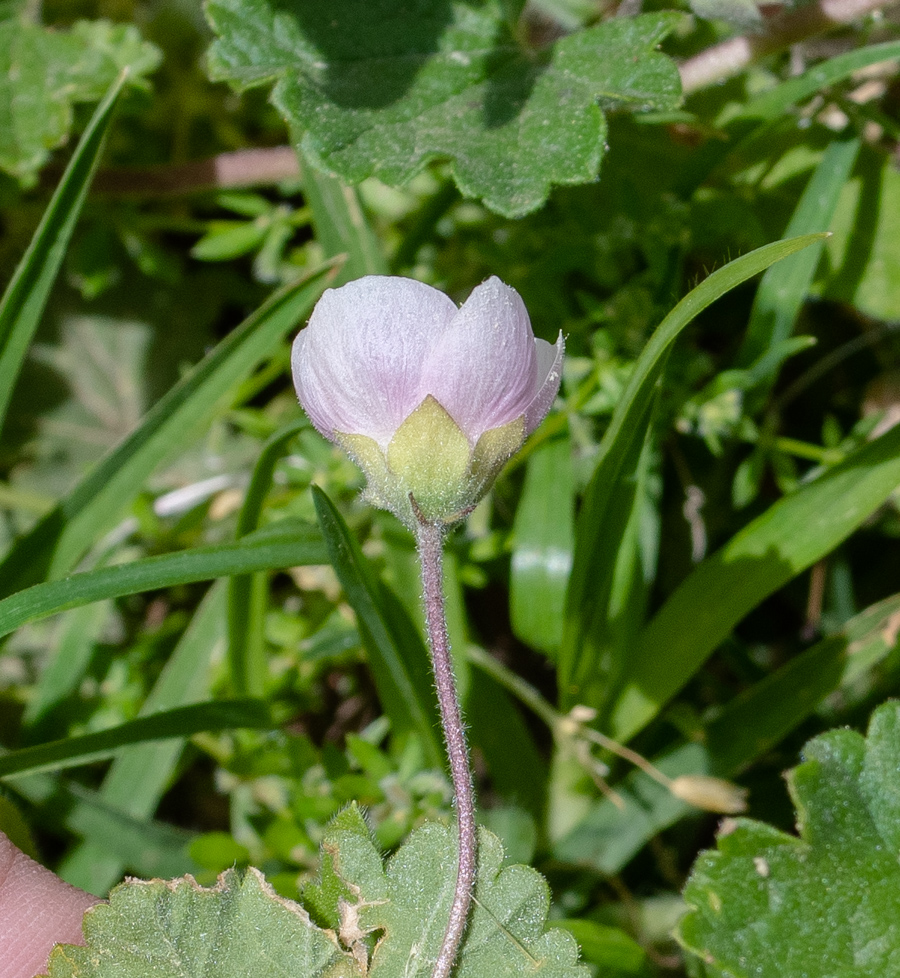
[292,275,563,525]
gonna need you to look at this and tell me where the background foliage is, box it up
[1,0,900,975]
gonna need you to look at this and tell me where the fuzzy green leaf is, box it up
[321,811,589,978]
[43,868,359,978]
[205,0,681,217]
[0,18,160,181]
[44,810,588,978]
[678,701,900,978]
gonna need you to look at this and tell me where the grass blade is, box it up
[0,699,270,779]
[301,159,387,282]
[23,600,111,733]
[703,594,900,773]
[228,419,307,696]
[510,434,574,658]
[554,593,900,874]
[608,420,900,742]
[10,773,199,882]
[60,584,226,893]
[312,486,443,767]
[740,40,900,124]
[0,519,326,641]
[0,73,126,435]
[561,235,824,706]
[677,41,900,194]
[0,261,337,596]
[738,137,860,368]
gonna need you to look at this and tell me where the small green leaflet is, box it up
[43,868,357,978]
[321,806,588,978]
[44,806,588,978]
[0,18,161,181]
[204,0,681,217]
[678,701,900,977]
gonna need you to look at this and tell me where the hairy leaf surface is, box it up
[44,807,588,978]
[678,702,900,977]
[320,806,588,978]
[205,0,681,216]
[43,868,357,977]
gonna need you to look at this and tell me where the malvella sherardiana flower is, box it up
[292,275,563,526]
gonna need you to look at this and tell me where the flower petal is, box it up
[292,276,457,447]
[524,332,564,435]
[420,277,537,442]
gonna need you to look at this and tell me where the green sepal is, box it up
[336,431,395,511]
[387,396,472,522]
[470,417,525,497]
[339,399,526,527]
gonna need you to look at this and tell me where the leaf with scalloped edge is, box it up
[42,867,360,978]
[320,805,589,978]
[677,701,900,978]
[204,0,681,217]
[42,806,588,977]
[0,18,160,181]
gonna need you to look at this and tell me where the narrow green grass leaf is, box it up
[301,160,388,283]
[467,670,547,820]
[0,795,37,857]
[0,261,337,597]
[740,40,900,123]
[561,424,659,715]
[561,235,823,707]
[23,600,110,731]
[703,592,900,774]
[0,72,125,435]
[311,486,443,767]
[0,519,326,641]
[676,41,900,195]
[553,598,900,874]
[10,773,199,881]
[0,699,270,778]
[60,585,226,894]
[510,435,574,657]
[552,741,707,873]
[228,420,307,696]
[609,420,900,742]
[738,137,860,367]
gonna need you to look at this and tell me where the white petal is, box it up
[292,276,457,447]
[525,332,564,435]
[420,277,537,442]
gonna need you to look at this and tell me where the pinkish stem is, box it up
[413,504,476,978]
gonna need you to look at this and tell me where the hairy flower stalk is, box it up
[292,275,562,977]
[413,504,477,978]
